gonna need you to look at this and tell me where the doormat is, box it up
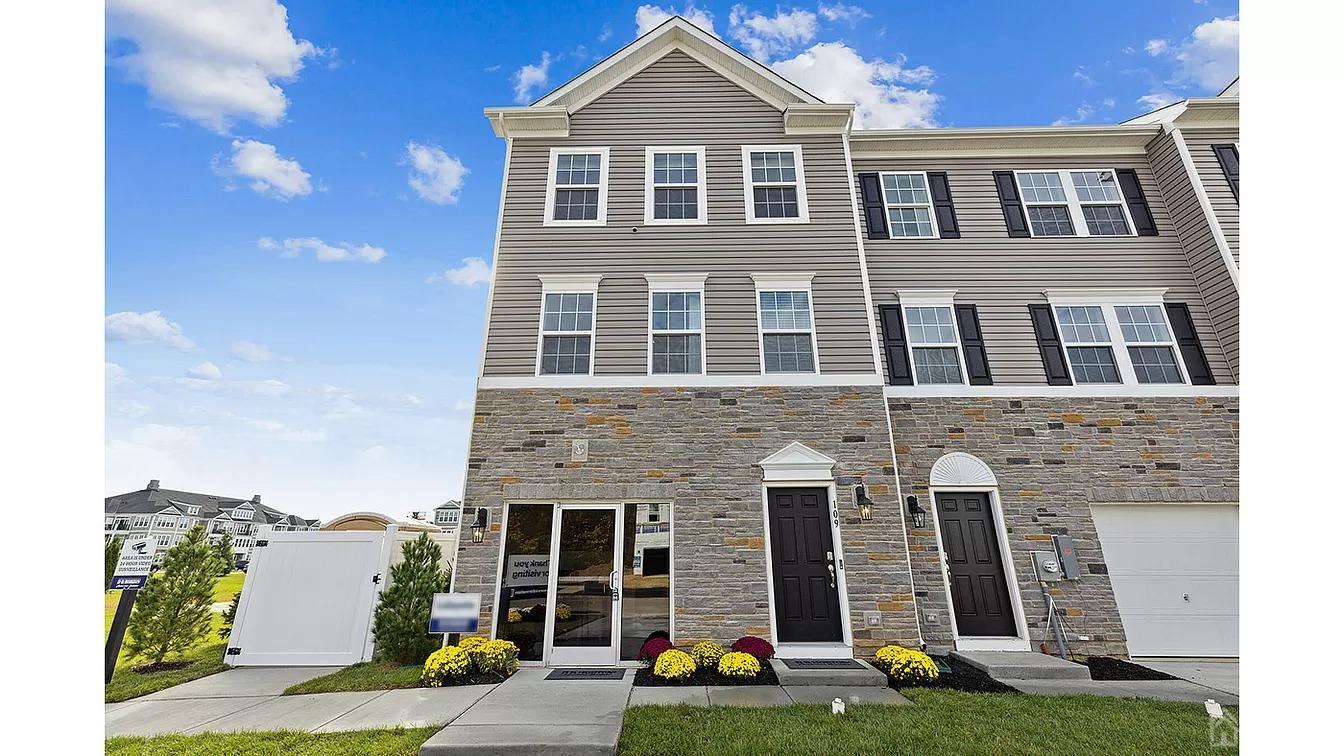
[544,668,627,681]
[780,659,866,670]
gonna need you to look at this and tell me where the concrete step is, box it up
[769,658,887,687]
[951,651,1091,681]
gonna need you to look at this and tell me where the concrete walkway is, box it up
[105,666,495,739]
[1139,659,1239,696]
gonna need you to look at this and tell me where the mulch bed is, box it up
[891,655,1021,695]
[1085,656,1177,681]
[130,660,193,674]
[633,660,780,687]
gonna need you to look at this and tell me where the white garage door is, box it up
[1091,504,1238,657]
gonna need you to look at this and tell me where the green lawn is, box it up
[103,571,246,703]
[106,726,438,756]
[619,690,1235,755]
[284,662,424,695]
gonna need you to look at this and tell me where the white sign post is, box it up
[105,536,155,683]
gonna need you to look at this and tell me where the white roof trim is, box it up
[896,289,958,306]
[1044,287,1168,305]
[531,16,820,113]
[784,104,854,135]
[759,441,837,482]
[644,272,709,289]
[538,273,603,293]
[750,272,815,289]
[850,125,1161,158]
[483,107,570,138]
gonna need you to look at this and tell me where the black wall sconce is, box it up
[906,495,927,529]
[470,508,489,543]
[854,485,874,521]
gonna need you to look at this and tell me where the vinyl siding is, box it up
[483,51,876,377]
[1147,131,1239,379]
[852,154,1236,386]
[1182,127,1239,265]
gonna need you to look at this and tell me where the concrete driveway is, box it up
[1138,658,1239,696]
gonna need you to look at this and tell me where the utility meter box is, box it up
[1032,551,1064,582]
[1053,535,1080,579]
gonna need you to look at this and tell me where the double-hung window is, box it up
[1015,169,1134,237]
[742,145,809,223]
[536,274,601,376]
[544,147,609,226]
[645,147,706,224]
[645,274,707,375]
[753,274,817,373]
[1049,291,1188,385]
[897,290,966,384]
[881,172,937,238]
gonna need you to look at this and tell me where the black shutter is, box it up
[1115,169,1158,236]
[1164,303,1215,385]
[927,172,961,239]
[858,173,889,240]
[993,171,1030,238]
[954,304,992,385]
[1028,304,1072,386]
[1212,145,1239,202]
[878,305,912,385]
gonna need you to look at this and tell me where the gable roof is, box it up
[105,483,315,525]
[533,16,821,113]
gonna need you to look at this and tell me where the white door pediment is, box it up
[759,442,837,482]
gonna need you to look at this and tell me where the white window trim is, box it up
[644,146,708,226]
[1045,288,1189,386]
[879,171,939,239]
[751,272,820,375]
[644,273,708,376]
[895,289,967,386]
[1014,168,1137,238]
[535,274,602,377]
[741,145,810,224]
[543,146,610,227]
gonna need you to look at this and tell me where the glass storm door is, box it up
[545,504,622,666]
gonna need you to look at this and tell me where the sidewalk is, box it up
[105,667,496,739]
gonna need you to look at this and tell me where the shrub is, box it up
[469,639,520,677]
[105,536,122,589]
[422,646,471,687]
[873,645,940,685]
[218,592,241,640]
[371,533,451,665]
[555,603,572,620]
[689,641,727,669]
[458,635,488,651]
[731,635,775,660]
[124,525,227,665]
[638,636,675,664]
[717,651,762,678]
[653,649,696,681]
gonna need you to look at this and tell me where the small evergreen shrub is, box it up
[218,592,241,640]
[873,645,940,685]
[717,651,762,678]
[124,525,227,665]
[422,646,471,686]
[371,534,450,665]
[653,649,696,681]
[689,641,727,669]
[730,635,775,660]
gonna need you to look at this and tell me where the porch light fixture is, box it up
[470,508,489,544]
[854,485,874,521]
[906,495,927,529]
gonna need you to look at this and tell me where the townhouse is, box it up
[105,479,319,566]
[452,17,1238,666]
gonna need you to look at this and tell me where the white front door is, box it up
[544,504,623,666]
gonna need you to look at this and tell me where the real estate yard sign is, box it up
[110,537,154,590]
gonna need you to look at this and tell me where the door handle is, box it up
[826,563,836,588]
[609,570,620,601]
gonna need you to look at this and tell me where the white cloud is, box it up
[1052,103,1095,126]
[635,3,718,37]
[215,139,312,199]
[598,24,613,42]
[771,42,939,129]
[817,3,871,25]
[129,423,205,448]
[512,52,551,104]
[258,236,386,263]
[156,376,293,398]
[239,417,325,442]
[1072,67,1094,86]
[107,363,133,390]
[729,6,817,61]
[188,361,222,380]
[426,257,492,287]
[403,142,469,205]
[1174,16,1238,90]
[106,0,321,133]
[1145,39,1169,56]
[1137,92,1178,110]
[113,400,151,418]
[231,340,290,362]
[106,311,196,350]
[359,444,391,462]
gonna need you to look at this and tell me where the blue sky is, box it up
[104,1,1239,520]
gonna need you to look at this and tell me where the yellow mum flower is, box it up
[422,645,471,687]
[873,644,939,685]
[653,649,696,681]
[689,641,727,668]
[716,651,762,678]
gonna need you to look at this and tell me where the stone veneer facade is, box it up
[453,386,921,653]
[891,396,1239,656]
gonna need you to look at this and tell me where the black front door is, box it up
[767,487,843,643]
[936,492,1017,637]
